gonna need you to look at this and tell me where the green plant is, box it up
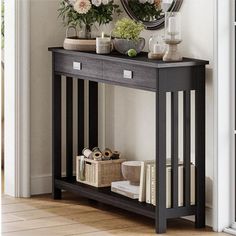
[58,0,121,37]
[128,0,162,22]
[112,18,144,41]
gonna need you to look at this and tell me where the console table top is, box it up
[49,47,209,69]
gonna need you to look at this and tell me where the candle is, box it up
[96,36,111,54]
[168,16,177,34]
[153,43,162,54]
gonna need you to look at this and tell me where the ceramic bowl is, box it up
[113,38,145,55]
[121,161,142,186]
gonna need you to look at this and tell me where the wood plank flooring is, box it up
[1,193,228,236]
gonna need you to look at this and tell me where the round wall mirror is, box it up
[121,0,183,30]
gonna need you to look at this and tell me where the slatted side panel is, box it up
[156,88,197,230]
[167,90,196,210]
[59,78,98,179]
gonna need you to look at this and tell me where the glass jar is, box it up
[164,12,182,43]
[148,34,165,60]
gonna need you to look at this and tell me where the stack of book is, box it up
[111,181,139,199]
[139,160,196,207]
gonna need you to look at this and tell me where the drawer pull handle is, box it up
[73,62,82,70]
[123,70,133,79]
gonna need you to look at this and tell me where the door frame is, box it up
[4,0,30,197]
[213,0,234,232]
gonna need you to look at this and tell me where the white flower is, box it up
[102,0,110,4]
[92,0,102,7]
[74,0,91,14]
[68,0,76,5]
[139,0,147,3]
[147,0,154,4]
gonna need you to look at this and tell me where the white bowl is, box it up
[121,161,142,186]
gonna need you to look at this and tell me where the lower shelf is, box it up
[55,177,155,219]
[55,177,196,220]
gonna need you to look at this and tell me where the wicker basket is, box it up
[76,156,125,187]
[63,26,96,52]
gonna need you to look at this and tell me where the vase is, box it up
[84,24,92,39]
[113,38,145,55]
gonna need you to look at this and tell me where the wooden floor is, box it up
[1,193,228,236]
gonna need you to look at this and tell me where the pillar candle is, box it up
[153,44,162,54]
[96,33,111,54]
[168,16,177,34]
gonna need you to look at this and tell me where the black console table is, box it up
[49,47,208,234]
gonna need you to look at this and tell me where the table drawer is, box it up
[103,61,157,90]
[54,53,103,79]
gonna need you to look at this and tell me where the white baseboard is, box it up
[224,228,236,235]
[31,172,76,195]
[183,206,213,227]
[31,174,52,195]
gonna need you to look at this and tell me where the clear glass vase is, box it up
[79,24,92,39]
[85,25,92,39]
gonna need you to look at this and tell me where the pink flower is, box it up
[155,0,162,9]
[74,0,92,14]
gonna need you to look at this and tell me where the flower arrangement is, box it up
[112,18,144,41]
[58,0,121,38]
[128,0,162,22]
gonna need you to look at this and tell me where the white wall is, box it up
[30,0,65,194]
[30,0,214,225]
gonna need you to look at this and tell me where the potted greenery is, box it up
[112,18,145,56]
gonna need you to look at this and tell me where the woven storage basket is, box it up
[76,156,125,187]
[63,37,96,52]
[63,26,96,52]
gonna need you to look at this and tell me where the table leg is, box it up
[156,90,167,233]
[52,73,62,199]
[195,68,206,228]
